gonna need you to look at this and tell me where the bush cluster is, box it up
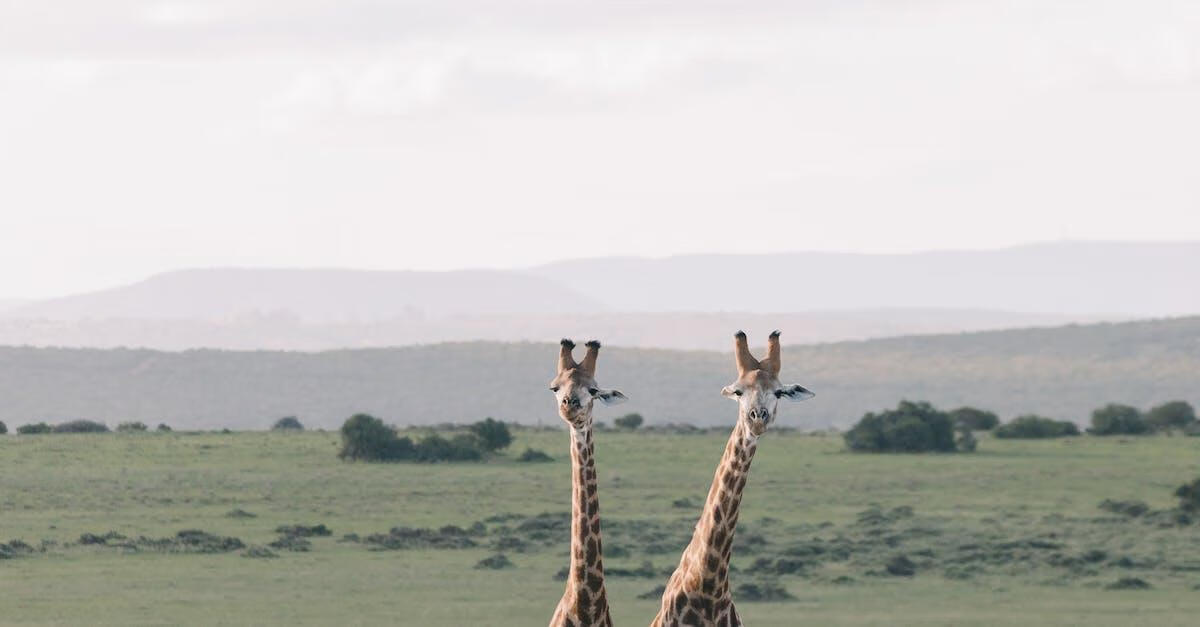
[52,420,109,433]
[1088,404,1151,436]
[272,416,304,431]
[844,401,960,453]
[949,407,999,431]
[117,422,148,432]
[517,447,554,462]
[1146,401,1196,431]
[17,422,51,434]
[1175,477,1200,513]
[469,418,512,452]
[0,420,6,435]
[338,414,512,463]
[614,413,644,430]
[994,415,1080,439]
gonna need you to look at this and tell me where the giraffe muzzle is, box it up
[747,407,771,422]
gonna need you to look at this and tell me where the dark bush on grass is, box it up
[0,421,6,435]
[844,401,957,453]
[950,407,999,431]
[272,416,304,431]
[414,434,484,462]
[1098,499,1150,517]
[17,422,51,435]
[1175,477,1200,513]
[518,448,554,462]
[53,420,109,433]
[994,415,1080,439]
[885,555,917,576]
[156,423,172,432]
[1106,577,1151,590]
[1089,404,1150,436]
[117,421,148,432]
[614,413,644,430]
[338,413,414,462]
[955,429,978,452]
[735,581,795,601]
[1146,401,1196,431]
[469,418,512,452]
[475,554,514,569]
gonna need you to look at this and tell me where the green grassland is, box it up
[3,429,1199,625]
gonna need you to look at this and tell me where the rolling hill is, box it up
[0,309,1117,352]
[3,268,603,321]
[6,241,1198,350]
[0,316,1195,431]
[531,241,1200,315]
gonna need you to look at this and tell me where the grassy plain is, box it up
[2,429,1199,625]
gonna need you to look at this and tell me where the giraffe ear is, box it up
[591,388,628,406]
[776,384,815,402]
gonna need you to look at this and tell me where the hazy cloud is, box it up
[1,1,1198,298]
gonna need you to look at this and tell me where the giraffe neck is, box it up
[552,424,609,625]
[683,420,758,587]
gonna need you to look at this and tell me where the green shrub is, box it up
[414,434,483,462]
[469,418,512,452]
[1146,401,1196,431]
[338,414,488,463]
[272,416,304,431]
[1175,477,1200,513]
[844,401,957,453]
[949,407,999,431]
[338,414,413,462]
[1089,404,1150,436]
[517,448,554,462]
[0,421,6,435]
[955,429,978,452]
[53,420,109,433]
[994,415,1080,439]
[1098,499,1149,517]
[17,422,51,435]
[117,421,148,432]
[156,423,172,432]
[614,413,645,430]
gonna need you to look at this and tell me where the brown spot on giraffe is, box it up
[549,339,626,627]
[650,331,813,626]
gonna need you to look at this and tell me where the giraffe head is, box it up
[549,339,627,429]
[721,330,814,436]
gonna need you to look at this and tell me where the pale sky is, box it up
[1,1,1198,299]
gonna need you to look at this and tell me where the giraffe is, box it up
[651,331,814,627]
[549,338,627,627]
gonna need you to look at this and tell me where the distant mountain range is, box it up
[5,268,602,320]
[0,316,1195,430]
[0,241,1195,350]
[0,309,1120,352]
[530,241,1200,315]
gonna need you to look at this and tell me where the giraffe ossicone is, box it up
[650,331,813,627]
[548,338,625,627]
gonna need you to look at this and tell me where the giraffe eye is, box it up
[550,386,560,393]
[587,387,599,396]
[733,389,743,397]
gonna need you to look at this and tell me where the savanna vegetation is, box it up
[994,415,1081,439]
[842,401,961,453]
[271,416,304,431]
[2,428,1199,626]
[336,414,513,463]
[2,316,1199,431]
